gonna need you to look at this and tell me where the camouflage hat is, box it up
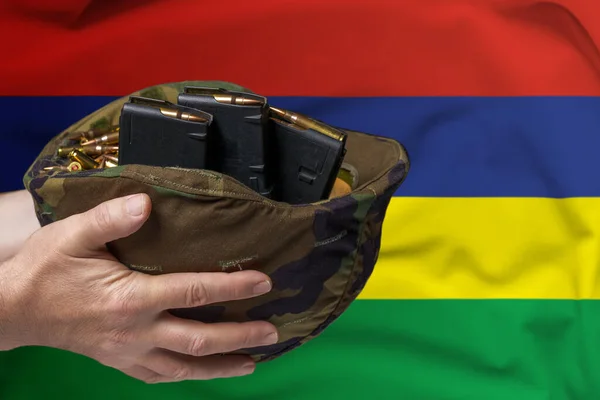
[23,81,410,362]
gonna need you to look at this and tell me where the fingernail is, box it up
[253,280,272,295]
[262,331,279,345]
[126,194,144,216]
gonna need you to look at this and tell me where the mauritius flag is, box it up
[1,0,600,399]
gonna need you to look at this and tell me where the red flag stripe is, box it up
[1,0,600,96]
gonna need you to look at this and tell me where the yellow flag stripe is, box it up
[358,197,600,300]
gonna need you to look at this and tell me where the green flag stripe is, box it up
[1,300,598,400]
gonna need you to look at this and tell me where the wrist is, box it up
[0,259,26,350]
[0,190,41,263]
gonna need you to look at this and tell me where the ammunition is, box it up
[68,149,99,170]
[159,109,207,123]
[66,126,119,141]
[104,154,118,164]
[183,87,264,106]
[57,146,79,158]
[81,144,119,156]
[96,156,107,169]
[93,155,108,169]
[105,160,118,168]
[328,177,353,199]
[43,166,70,172]
[212,94,264,106]
[80,132,120,147]
[129,96,208,123]
[67,162,83,172]
[269,107,346,142]
[101,145,119,154]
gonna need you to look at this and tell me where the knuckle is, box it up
[232,323,259,346]
[106,298,133,319]
[242,325,261,348]
[107,284,144,317]
[185,281,210,307]
[93,203,113,233]
[119,290,143,316]
[170,364,193,381]
[187,335,209,357]
[106,328,133,350]
[224,273,248,299]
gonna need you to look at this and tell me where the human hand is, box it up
[0,194,277,383]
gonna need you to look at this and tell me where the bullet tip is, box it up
[269,107,285,116]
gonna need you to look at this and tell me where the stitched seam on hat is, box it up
[218,255,258,271]
[164,167,221,180]
[279,316,311,329]
[315,230,347,247]
[124,171,275,206]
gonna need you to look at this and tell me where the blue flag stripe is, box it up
[2,96,600,197]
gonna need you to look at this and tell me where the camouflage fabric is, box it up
[23,81,410,362]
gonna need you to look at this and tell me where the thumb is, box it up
[59,193,151,256]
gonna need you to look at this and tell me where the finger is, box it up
[149,314,278,357]
[58,194,151,256]
[138,270,273,311]
[121,365,166,384]
[142,349,256,381]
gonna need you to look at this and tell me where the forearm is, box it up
[0,190,40,263]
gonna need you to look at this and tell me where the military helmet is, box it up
[23,81,410,362]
